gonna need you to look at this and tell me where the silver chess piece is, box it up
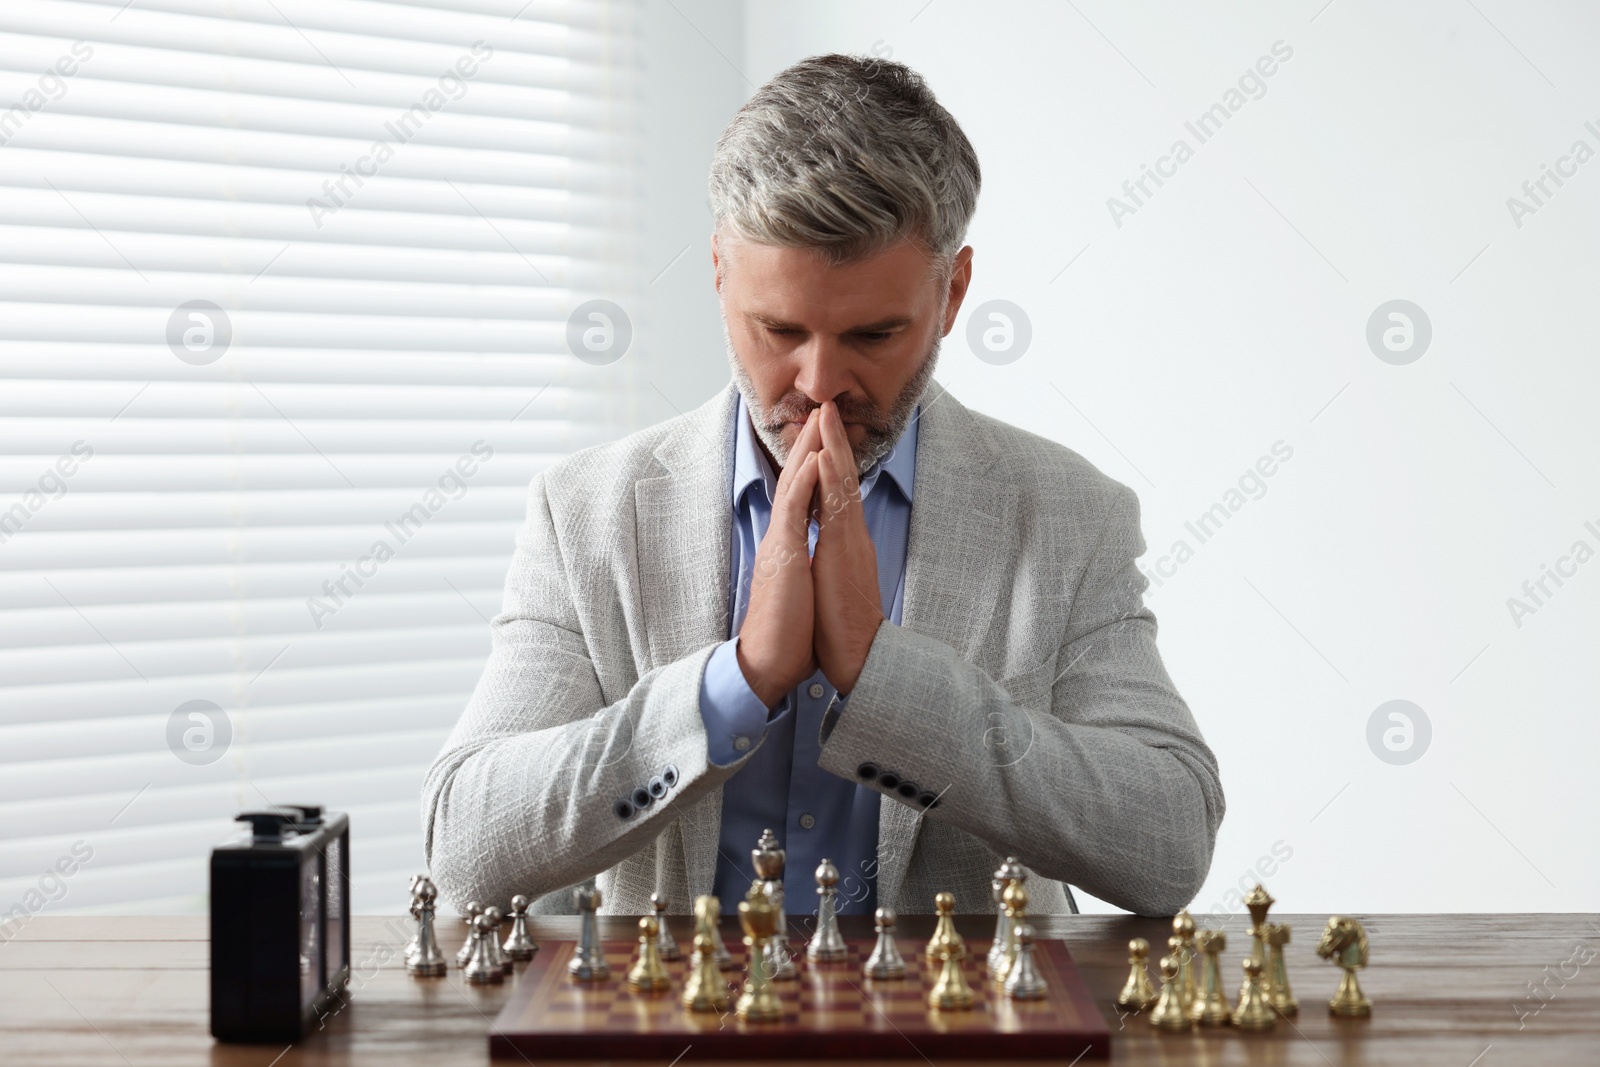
[455,900,484,966]
[503,894,538,961]
[651,892,681,961]
[863,906,908,979]
[806,858,848,962]
[751,828,796,980]
[567,883,610,981]
[1003,922,1048,1000]
[987,856,1022,972]
[481,906,513,974]
[407,878,448,977]
[463,915,504,985]
[404,873,427,965]
[461,898,481,925]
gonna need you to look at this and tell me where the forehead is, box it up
[720,233,938,327]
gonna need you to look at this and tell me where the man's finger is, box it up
[773,408,822,498]
[773,451,820,539]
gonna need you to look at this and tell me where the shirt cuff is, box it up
[699,638,791,767]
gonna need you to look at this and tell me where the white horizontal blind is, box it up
[0,0,641,919]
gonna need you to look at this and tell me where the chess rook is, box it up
[567,884,609,982]
[1264,921,1298,1015]
[1188,929,1231,1026]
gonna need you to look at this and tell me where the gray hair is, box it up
[708,54,980,276]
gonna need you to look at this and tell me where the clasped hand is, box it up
[735,400,885,709]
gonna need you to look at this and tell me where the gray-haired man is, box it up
[423,54,1224,919]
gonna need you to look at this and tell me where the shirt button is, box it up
[799,813,815,830]
[733,736,751,752]
[808,682,825,699]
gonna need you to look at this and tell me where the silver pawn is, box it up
[651,892,681,961]
[863,906,907,979]
[463,915,504,985]
[567,883,609,981]
[752,828,796,980]
[1003,922,1048,1000]
[987,856,1022,972]
[455,900,484,966]
[503,894,538,961]
[481,906,513,974]
[806,858,848,962]
[407,879,448,977]
[404,873,427,965]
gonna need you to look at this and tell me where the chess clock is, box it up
[210,806,352,1043]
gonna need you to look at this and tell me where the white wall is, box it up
[735,0,1600,914]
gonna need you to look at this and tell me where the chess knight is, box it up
[422,53,1224,922]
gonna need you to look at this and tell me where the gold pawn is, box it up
[627,916,671,993]
[927,940,976,1010]
[680,932,730,1012]
[992,881,1028,983]
[925,891,964,962]
[1188,929,1231,1026]
[1147,956,1191,1031]
[1114,937,1158,1011]
[1232,957,1276,1031]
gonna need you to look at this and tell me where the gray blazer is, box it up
[421,379,1224,918]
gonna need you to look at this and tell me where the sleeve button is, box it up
[896,780,918,799]
[662,764,679,787]
[647,775,667,799]
[878,771,900,790]
[614,798,636,819]
[856,762,879,781]
[631,786,653,809]
[916,791,938,808]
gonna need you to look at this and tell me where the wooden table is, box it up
[3,913,1596,1065]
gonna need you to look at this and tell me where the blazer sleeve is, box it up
[420,471,756,913]
[815,484,1224,916]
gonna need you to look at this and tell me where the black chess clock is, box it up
[210,806,351,1043]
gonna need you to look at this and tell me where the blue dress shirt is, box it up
[700,393,917,919]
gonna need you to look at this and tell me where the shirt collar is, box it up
[732,393,918,510]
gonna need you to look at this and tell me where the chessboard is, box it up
[488,935,1110,1060]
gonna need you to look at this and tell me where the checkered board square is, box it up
[489,937,1110,1059]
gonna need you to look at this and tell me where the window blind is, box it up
[0,0,642,920]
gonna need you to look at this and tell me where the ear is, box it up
[711,231,724,296]
[940,245,975,336]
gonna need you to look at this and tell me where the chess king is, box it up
[422,54,1224,921]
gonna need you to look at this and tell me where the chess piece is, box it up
[568,883,610,981]
[863,907,907,979]
[1171,909,1198,1012]
[651,892,681,961]
[681,932,731,1012]
[735,886,783,1022]
[751,829,796,980]
[404,874,426,965]
[407,878,448,977]
[481,906,513,974]
[628,916,672,993]
[1003,922,1048,1000]
[1263,921,1298,1015]
[1188,929,1231,1026]
[1244,883,1274,968]
[987,856,1022,973]
[927,939,976,1011]
[503,894,538,961]
[1147,956,1191,1031]
[1114,937,1158,1011]
[463,915,504,985]
[1316,915,1372,1017]
[1233,957,1276,1031]
[694,894,734,970]
[925,891,966,966]
[992,881,1027,983]
[461,898,480,925]
[806,858,848,963]
[455,900,485,966]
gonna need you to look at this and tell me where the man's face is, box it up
[714,232,974,473]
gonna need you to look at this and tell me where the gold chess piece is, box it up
[1147,955,1191,1031]
[1263,921,1298,1015]
[1171,909,1198,1012]
[925,891,965,963]
[627,916,671,993]
[734,888,783,1022]
[1188,929,1231,1026]
[1232,957,1276,1031]
[1114,937,1158,1011]
[1244,883,1274,967]
[693,894,735,970]
[681,932,731,1013]
[927,939,976,1011]
[992,880,1029,983]
[1316,916,1372,1017]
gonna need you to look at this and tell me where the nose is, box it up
[790,336,854,408]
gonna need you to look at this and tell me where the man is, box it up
[422,54,1223,919]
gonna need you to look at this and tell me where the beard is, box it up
[724,329,940,476]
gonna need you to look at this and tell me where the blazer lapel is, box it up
[634,382,739,900]
[874,379,1016,907]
